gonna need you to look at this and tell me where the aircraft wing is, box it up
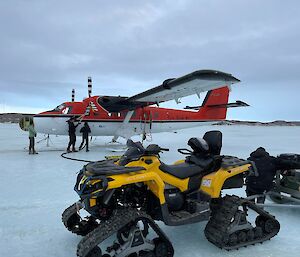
[99,70,240,112]
[127,70,240,104]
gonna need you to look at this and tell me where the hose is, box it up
[61,152,93,163]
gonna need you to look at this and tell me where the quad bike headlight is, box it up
[74,176,104,198]
[85,181,103,193]
[81,180,103,195]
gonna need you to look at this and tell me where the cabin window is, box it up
[108,113,112,117]
[117,112,121,117]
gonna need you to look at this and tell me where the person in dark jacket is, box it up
[246,147,280,203]
[66,117,80,153]
[79,122,91,152]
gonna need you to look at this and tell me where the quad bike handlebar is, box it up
[159,147,170,152]
[119,140,169,165]
[126,139,169,154]
[144,144,169,155]
[177,148,192,155]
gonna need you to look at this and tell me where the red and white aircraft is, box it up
[34,70,248,141]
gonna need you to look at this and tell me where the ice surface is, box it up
[0,123,300,257]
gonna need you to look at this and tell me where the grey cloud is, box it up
[0,0,299,119]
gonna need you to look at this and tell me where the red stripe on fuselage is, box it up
[36,93,227,122]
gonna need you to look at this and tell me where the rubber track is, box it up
[204,195,280,250]
[62,203,80,231]
[62,203,98,236]
[76,208,172,257]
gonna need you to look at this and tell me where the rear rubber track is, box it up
[204,195,280,250]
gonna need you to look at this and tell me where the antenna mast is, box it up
[88,77,92,97]
[71,89,75,102]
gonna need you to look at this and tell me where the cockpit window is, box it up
[47,104,67,113]
[54,104,66,111]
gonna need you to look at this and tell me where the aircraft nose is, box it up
[33,115,69,135]
[19,116,33,131]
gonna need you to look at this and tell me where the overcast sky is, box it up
[1,0,299,121]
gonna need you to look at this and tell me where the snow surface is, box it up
[0,123,300,257]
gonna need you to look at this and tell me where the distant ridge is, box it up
[0,113,299,126]
[214,120,300,126]
[0,113,34,123]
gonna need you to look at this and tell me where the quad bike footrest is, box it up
[164,201,211,226]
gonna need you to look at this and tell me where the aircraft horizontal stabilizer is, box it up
[184,100,249,110]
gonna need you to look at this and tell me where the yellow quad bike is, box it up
[62,131,280,257]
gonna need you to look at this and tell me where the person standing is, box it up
[28,119,38,154]
[79,122,91,152]
[66,117,80,153]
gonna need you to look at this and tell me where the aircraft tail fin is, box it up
[197,86,230,120]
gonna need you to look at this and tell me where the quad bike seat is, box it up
[160,131,223,179]
[203,130,222,155]
[85,160,145,175]
[160,161,211,179]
